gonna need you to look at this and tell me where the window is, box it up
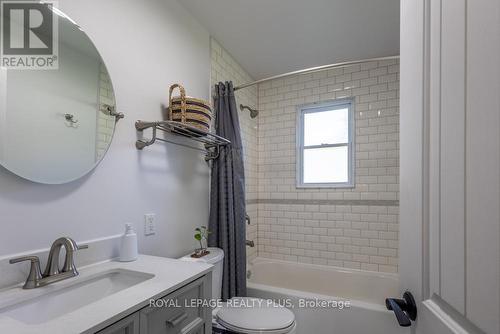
[297,99,354,188]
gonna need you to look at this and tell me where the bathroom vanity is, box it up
[0,256,213,334]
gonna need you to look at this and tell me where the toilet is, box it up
[181,248,297,334]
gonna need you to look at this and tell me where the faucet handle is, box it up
[77,244,89,250]
[9,255,40,264]
[9,256,42,289]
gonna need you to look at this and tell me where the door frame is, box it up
[400,0,428,306]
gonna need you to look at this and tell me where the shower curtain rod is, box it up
[234,55,400,91]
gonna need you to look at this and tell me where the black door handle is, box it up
[385,291,417,327]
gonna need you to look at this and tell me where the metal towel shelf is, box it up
[135,120,231,161]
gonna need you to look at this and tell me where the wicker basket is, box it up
[168,84,212,133]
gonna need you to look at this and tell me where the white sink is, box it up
[0,269,154,325]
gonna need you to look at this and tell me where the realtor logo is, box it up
[1,1,58,69]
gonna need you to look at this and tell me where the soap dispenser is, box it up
[120,223,138,262]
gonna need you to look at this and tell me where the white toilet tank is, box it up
[180,247,224,300]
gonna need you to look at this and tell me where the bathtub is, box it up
[247,258,409,334]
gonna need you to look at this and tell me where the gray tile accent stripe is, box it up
[246,198,398,206]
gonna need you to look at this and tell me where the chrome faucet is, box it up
[9,237,88,289]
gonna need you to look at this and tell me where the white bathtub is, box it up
[247,258,410,334]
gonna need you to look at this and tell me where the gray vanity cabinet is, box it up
[97,275,211,334]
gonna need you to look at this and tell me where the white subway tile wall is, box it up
[257,60,400,273]
[210,38,258,260]
[211,39,400,272]
[96,64,115,161]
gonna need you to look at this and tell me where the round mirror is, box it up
[0,5,118,184]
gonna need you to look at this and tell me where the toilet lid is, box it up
[216,297,295,334]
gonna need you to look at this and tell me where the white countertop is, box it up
[0,255,212,334]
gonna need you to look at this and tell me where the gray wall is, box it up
[0,0,211,258]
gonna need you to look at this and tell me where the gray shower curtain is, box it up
[208,81,247,300]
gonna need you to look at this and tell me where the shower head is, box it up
[240,104,259,118]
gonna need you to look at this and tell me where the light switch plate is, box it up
[144,213,156,236]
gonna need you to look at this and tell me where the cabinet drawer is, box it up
[140,276,209,334]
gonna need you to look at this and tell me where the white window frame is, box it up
[296,98,355,188]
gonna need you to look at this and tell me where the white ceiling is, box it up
[179,0,400,80]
